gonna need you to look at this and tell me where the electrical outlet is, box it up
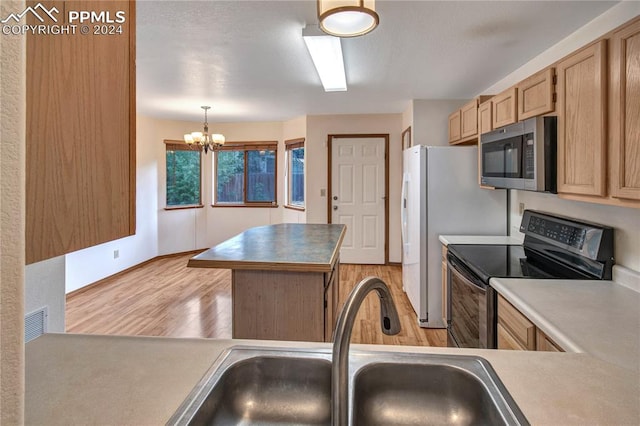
[113,249,119,259]
[519,203,525,215]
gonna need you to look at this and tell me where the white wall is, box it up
[306,113,403,263]
[480,2,640,271]
[282,115,307,224]
[64,115,160,292]
[401,101,413,146]
[412,99,468,146]
[25,256,65,333]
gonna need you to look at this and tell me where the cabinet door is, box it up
[497,323,526,350]
[478,100,493,135]
[536,329,564,352]
[610,19,640,201]
[448,110,461,143]
[517,67,555,120]
[26,0,136,264]
[492,87,518,128]
[556,41,607,196]
[497,295,536,350]
[460,99,479,139]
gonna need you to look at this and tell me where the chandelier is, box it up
[184,106,225,154]
[317,0,379,37]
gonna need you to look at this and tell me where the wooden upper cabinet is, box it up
[460,99,479,139]
[448,110,461,143]
[556,40,607,197]
[517,67,556,120]
[492,87,518,129]
[26,0,136,264]
[449,96,492,144]
[610,18,640,201]
[478,99,493,135]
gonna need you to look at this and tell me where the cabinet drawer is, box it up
[497,295,536,350]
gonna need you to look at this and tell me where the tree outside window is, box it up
[214,141,278,206]
[285,138,305,209]
[165,142,202,208]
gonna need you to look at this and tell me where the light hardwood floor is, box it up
[66,253,447,347]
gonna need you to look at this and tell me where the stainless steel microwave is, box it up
[480,116,557,193]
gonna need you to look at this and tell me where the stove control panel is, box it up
[526,216,586,249]
[520,210,614,262]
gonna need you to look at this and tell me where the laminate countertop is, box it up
[187,223,346,272]
[25,334,639,425]
[491,276,640,372]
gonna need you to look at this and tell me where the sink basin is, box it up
[352,356,527,425]
[167,348,332,425]
[167,347,528,426]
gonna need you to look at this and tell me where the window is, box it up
[214,141,278,206]
[165,140,202,208]
[285,138,305,209]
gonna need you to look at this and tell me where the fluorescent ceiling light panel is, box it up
[303,27,347,92]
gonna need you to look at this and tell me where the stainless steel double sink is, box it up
[167,346,528,425]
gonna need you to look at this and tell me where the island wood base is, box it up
[232,259,340,342]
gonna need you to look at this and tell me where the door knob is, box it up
[333,196,338,200]
[333,206,338,210]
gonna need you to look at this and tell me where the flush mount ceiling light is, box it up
[303,25,347,92]
[317,0,379,37]
[184,106,225,154]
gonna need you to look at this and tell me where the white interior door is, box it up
[331,137,386,264]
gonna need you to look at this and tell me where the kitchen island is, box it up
[188,223,346,342]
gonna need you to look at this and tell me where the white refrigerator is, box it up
[401,145,507,328]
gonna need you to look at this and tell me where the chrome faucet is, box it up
[331,276,401,425]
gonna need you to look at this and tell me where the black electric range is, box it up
[446,210,614,349]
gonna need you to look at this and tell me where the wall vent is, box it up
[25,306,48,343]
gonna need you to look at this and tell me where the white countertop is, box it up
[439,234,523,246]
[25,334,640,425]
[490,277,640,372]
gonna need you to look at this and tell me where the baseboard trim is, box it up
[66,249,207,298]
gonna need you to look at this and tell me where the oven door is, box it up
[447,253,493,349]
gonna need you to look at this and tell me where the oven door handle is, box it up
[448,255,486,291]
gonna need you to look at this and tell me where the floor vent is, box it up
[25,307,48,343]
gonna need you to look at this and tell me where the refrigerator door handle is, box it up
[401,174,408,248]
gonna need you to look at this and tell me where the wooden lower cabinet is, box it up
[233,259,341,342]
[497,295,536,351]
[497,294,565,352]
[536,329,564,352]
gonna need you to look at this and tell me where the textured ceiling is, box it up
[136,0,618,123]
